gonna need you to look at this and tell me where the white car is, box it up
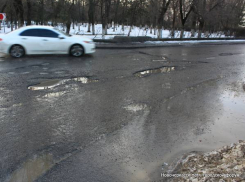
[0,26,95,58]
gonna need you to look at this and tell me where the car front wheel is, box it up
[10,45,25,58]
[70,45,84,57]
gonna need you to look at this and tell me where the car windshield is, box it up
[53,28,71,37]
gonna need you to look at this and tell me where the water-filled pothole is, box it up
[134,66,176,78]
[28,77,98,90]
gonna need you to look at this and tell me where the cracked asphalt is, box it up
[0,44,245,182]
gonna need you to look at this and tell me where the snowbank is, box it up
[166,140,245,182]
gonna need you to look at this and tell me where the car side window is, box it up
[20,29,38,37]
[20,29,59,38]
[39,29,59,38]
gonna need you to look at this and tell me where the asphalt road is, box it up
[0,44,245,182]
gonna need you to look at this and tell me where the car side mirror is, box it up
[59,36,65,39]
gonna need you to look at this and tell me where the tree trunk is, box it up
[114,0,120,32]
[198,18,205,38]
[105,24,108,35]
[92,24,95,35]
[128,25,132,36]
[158,27,162,39]
[179,0,193,38]
[102,24,106,39]
[180,29,184,39]
[10,11,13,31]
[66,22,71,34]
[26,0,32,25]
[154,28,156,35]
[14,0,24,27]
[157,0,171,39]
[88,0,95,33]
[40,0,44,25]
[87,23,91,32]
[171,29,175,38]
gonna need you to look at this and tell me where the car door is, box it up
[37,29,61,54]
[19,29,44,54]
[19,28,61,54]
[51,29,72,53]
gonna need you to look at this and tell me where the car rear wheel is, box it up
[70,45,84,57]
[10,45,25,58]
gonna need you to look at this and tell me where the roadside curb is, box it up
[95,41,245,49]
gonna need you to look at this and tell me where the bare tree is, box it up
[88,0,96,34]
[157,0,171,38]
[14,0,24,27]
[179,0,193,38]
[26,0,32,25]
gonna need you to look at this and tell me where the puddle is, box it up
[44,91,67,98]
[124,104,148,112]
[162,83,171,89]
[28,77,98,90]
[7,154,54,182]
[21,72,30,75]
[28,79,62,90]
[41,63,50,66]
[152,57,167,62]
[139,51,153,56]
[134,66,176,78]
[54,71,65,74]
[206,57,215,60]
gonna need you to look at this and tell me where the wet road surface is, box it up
[0,44,245,182]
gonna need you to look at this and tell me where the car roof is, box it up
[6,25,57,35]
[21,25,55,30]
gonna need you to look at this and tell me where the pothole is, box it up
[134,66,176,78]
[152,57,168,62]
[219,53,233,56]
[28,77,98,90]
[198,61,209,64]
